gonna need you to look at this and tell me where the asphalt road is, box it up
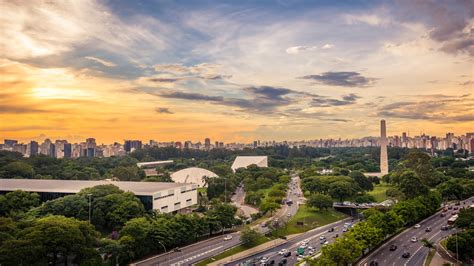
[225,217,354,266]
[358,196,474,266]
[134,175,303,266]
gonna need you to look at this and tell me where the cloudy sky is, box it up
[1,0,473,143]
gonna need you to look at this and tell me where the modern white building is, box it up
[170,167,218,187]
[231,156,268,172]
[0,179,197,213]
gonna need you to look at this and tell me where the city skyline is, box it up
[1,0,473,143]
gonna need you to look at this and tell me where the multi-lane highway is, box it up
[225,217,354,265]
[358,197,473,266]
[133,175,303,266]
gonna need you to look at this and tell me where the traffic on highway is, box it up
[359,196,473,266]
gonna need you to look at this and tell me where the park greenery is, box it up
[445,207,474,263]
[0,147,473,265]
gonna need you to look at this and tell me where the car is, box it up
[296,255,305,262]
[261,222,267,227]
[389,244,397,251]
[453,207,458,210]
[425,227,432,232]
[278,259,287,265]
[299,244,307,249]
[320,235,326,240]
[342,227,348,232]
[308,246,314,250]
[414,224,421,229]
[333,234,339,238]
[440,213,446,217]
[283,251,291,257]
[323,241,329,245]
[278,249,288,255]
[268,260,275,265]
[369,261,379,266]
[448,205,453,210]
[455,201,461,206]
[224,235,233,241]
[308,250,314,255]
[328,227,335,232]
[441,225,449,231]
[303,239,310,244]
[402,252,411,258]
[260,257,270,263]
[411,237,417,242]
[287,213,291,217]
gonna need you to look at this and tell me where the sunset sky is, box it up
[1,0,473,144]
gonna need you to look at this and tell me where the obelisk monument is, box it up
[380,120,389,175]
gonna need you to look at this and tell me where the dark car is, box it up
[328,227,335,232]
[389,244,397,251]
[278,259,287,265]
[425,227,432,232]
[440,213,446,217]
[369,261,378,266]
[283,251,291,257]
[402,252,411,258]
[269,260,275,265]
[441,225,449,231]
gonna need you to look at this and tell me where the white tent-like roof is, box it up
[170,167,218,187]
[231,156,268,172]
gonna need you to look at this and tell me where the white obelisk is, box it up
[380,120,389,175]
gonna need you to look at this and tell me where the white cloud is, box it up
[85,56,116,67]
[286,46,318,54]
[322,44,334,49]
[344,14,390,26]
[0,0,170,60]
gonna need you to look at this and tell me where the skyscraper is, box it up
[28,141,38,157]
[204,138,211,150]
[380,120,389,175]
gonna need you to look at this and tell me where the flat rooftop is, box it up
[0,178,187,196]
[137,160,173,168]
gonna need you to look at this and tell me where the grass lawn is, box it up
[424,248,436,266]
[368,183,392,202]
[274,204,347,236]
[195,236,271,266]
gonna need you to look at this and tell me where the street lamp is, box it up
[157,241,167,266]
[224,177,227,204]
[87,193,92,223]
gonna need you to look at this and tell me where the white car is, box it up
[414,224,421,229]
[278,249,288,255]
[320,235,326,240]
[308,246,314,250]
[260,257,269,263]
[224,235,233,241]
[411,237,417,242]
[296,255,305,261]
[322,241,329,245]
[287,213,291,217]
[308,250,315,255]
[302,239,310,244]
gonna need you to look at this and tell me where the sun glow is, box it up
[32,87,90,99]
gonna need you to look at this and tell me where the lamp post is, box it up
[224,177,227,204]
[87,193,92,223]
[157,241,167,266]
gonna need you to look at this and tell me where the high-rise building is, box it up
[28,141,39,157]
[124,140,142,153]
[13,144,27,155]
[204,138,211,150]
[380,120,389,175]
[4,139,18,147]
[64,143,72,158]
[40,139,55,157]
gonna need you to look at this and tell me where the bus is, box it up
[447,214,458,226]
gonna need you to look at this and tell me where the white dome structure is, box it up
[170,167,218,187]
[231,156,268,172]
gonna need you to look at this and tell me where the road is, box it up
[358,196,474,266]
[232,185,259,218]
[134,175,303,266]
[225,217,354,266]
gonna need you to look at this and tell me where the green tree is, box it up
[260,200,280,214]
[328,181,357,202]
[0,190,40,216]
[240,226,260,247]
[317,236,364,265]
[398,170,429,198]
[307,193,333,210]
[350,171,373,191]
[111,166,144,181]
[2,161,35,178]
[446,230,474,262]
[455,208,474,229]
[0,215,101,265]
[437,180,465,200]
